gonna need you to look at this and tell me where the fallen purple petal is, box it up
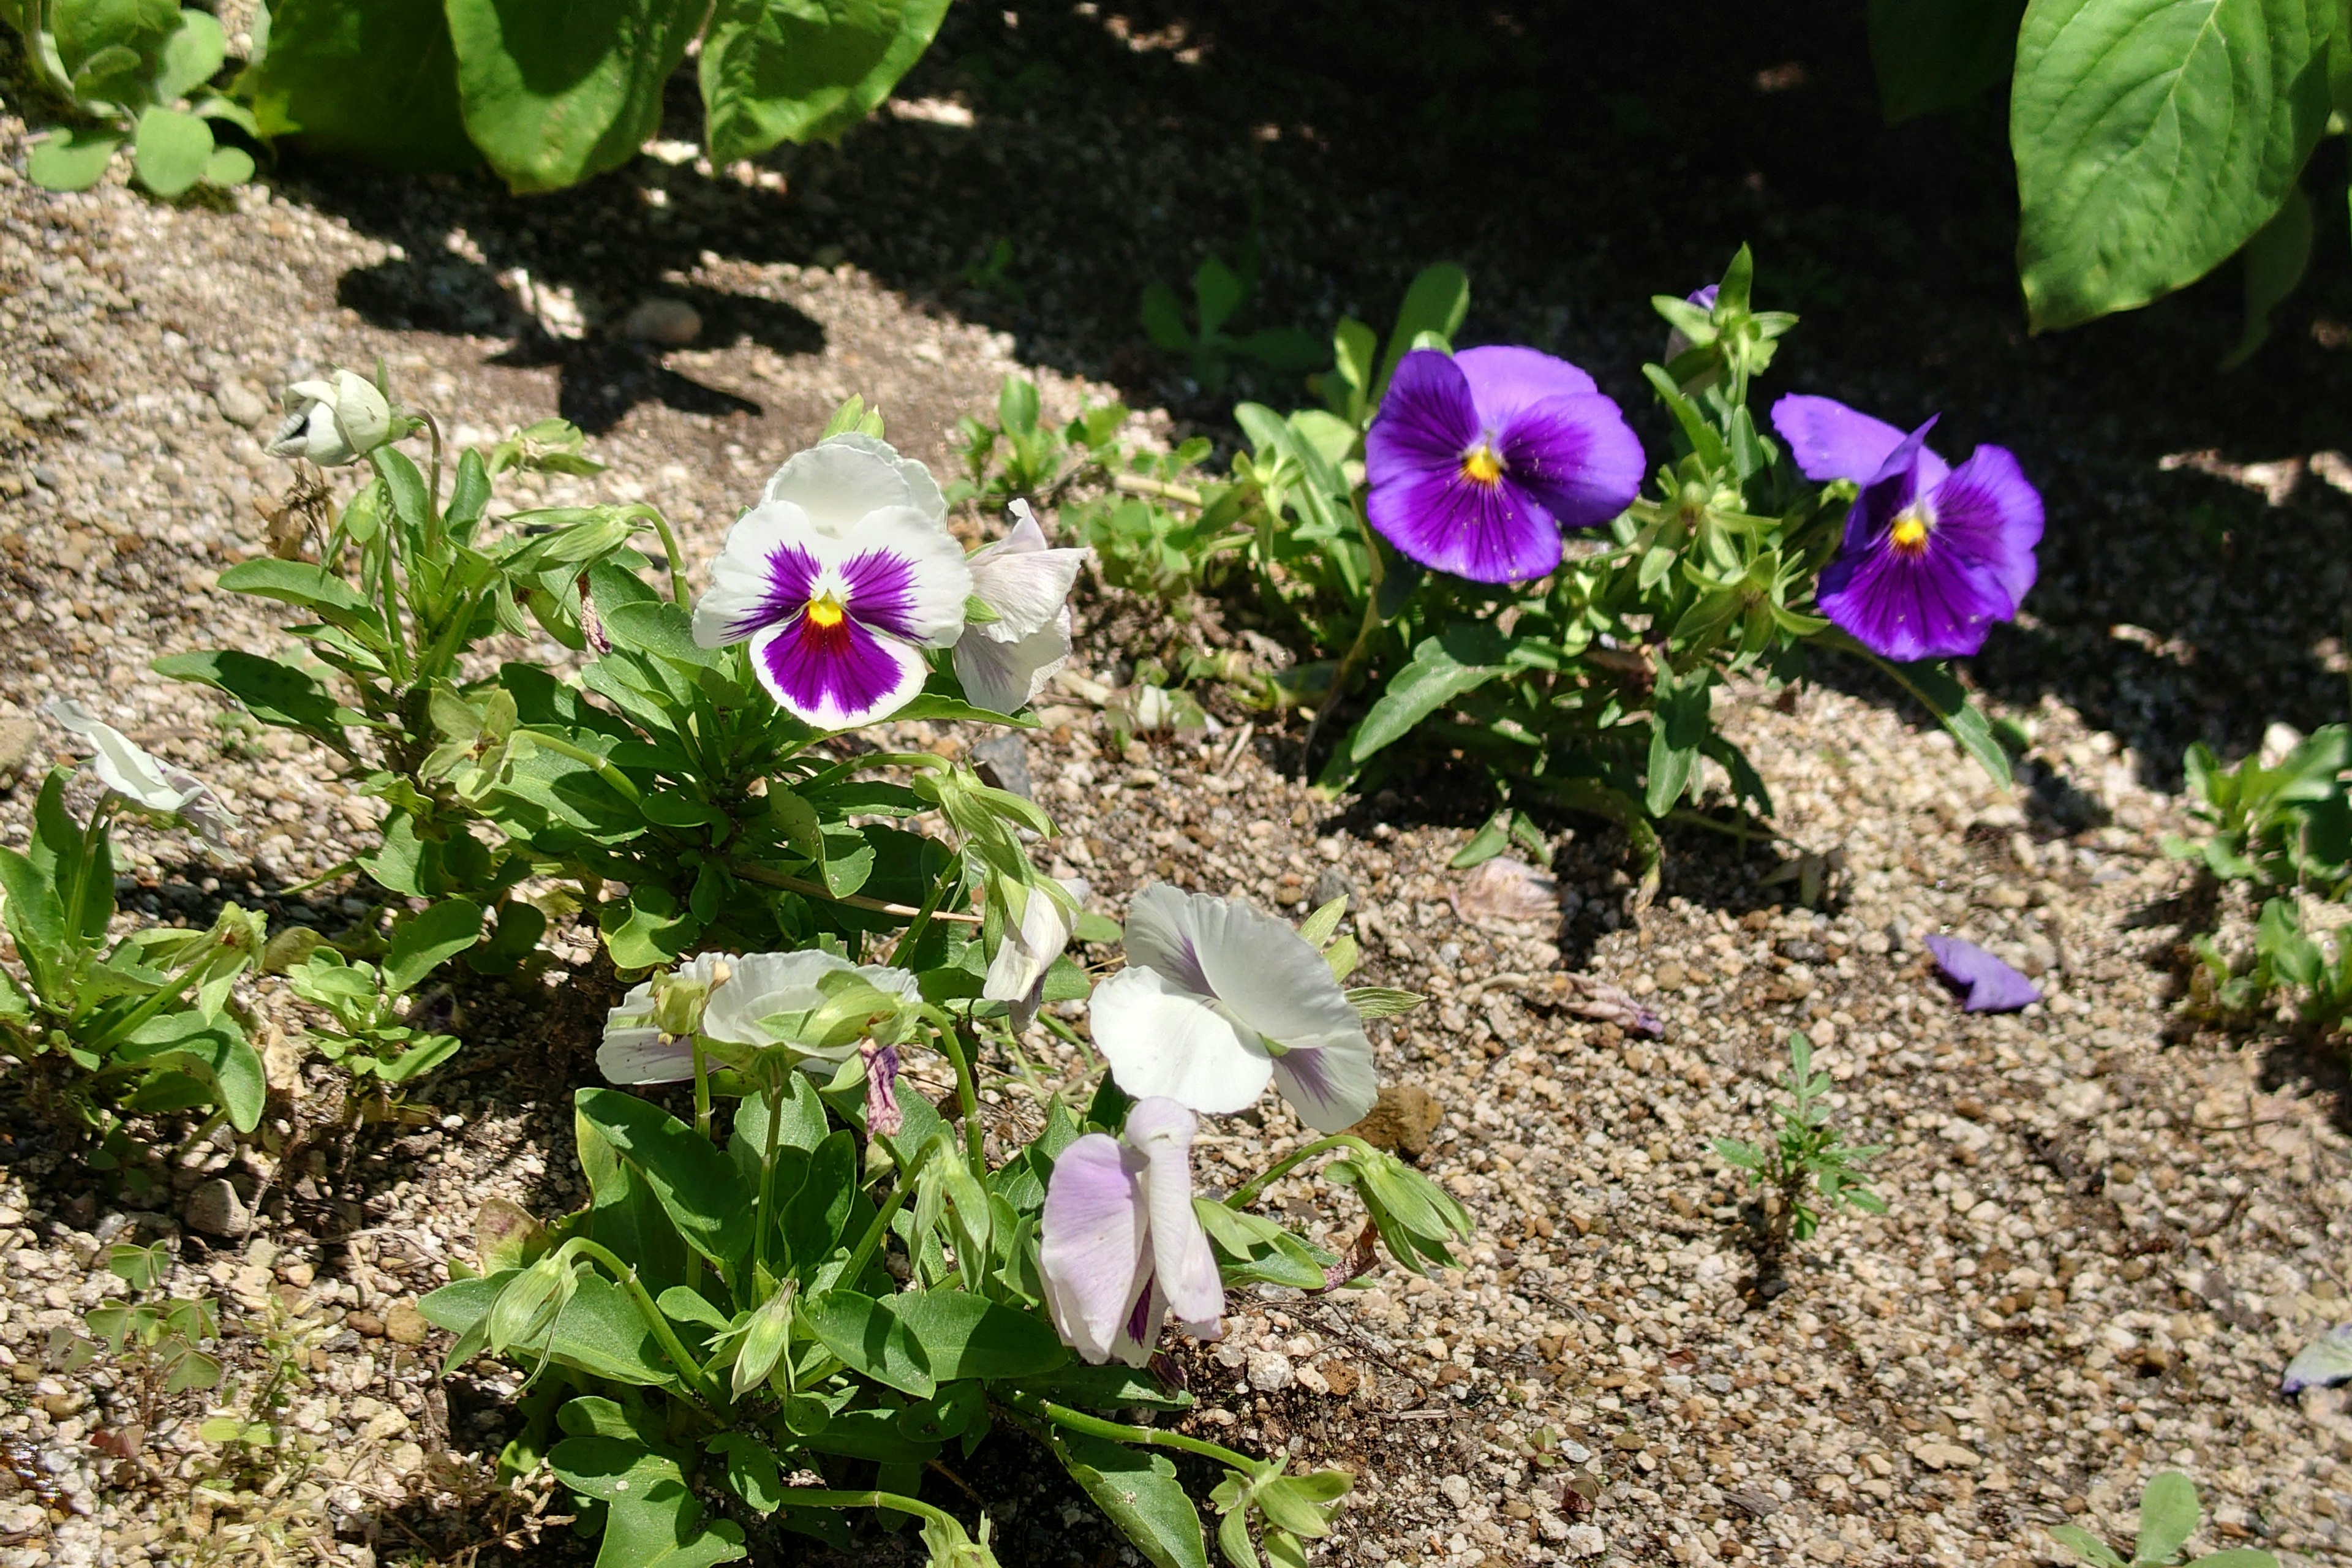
[1923,933,2041,1012]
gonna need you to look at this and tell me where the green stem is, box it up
[1112,472,1205,508]
[375,514,410,687]
[772,1488,964,1533]
[1005,1392,1261,1471]
[1296,508,1388,780]
[753,1068,785,1279]
[1038,1010,1099,1071]
[933,1022,986,1175]
[560,1238,724,1409]
[85,933,241,1055]
[1224,1134,1377,1212]
[894,861,956,961]
[734,862,980,924]
[643,507,689,608]
[514,731,643,802]
[838,1136,936,1287]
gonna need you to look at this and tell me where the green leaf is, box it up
[575,1088,756,1268]
[1140,282,1192,352]
[1371,263,1470,406]
[801,1289,935,1398]
[2135,1472,2201,1565]
[2048,1524,2130,1568]
[889,1289,1067,1381]
[384,898,484,993]
[550,1437,748,1567]
[1869,0,2026,122]
[132,107,214,198]
[701,0,951,159]
[243,0,479,169]
[1040,1427,1209,1568]
[1344,986,1423,1019]
[707,1432,785,1514]
[2222,183,2312,368]
[216,559,383,638]
[1344,628,1505,763]
[1645,668,1714,817]
[151,7,228,102]
[600,600,714,668]
[2180,1554,2286,1568]
[54,0,179,81]
[0,846,68,1000]
[2013,0,2334,331]
[446,0,706,193]
[26,127,127,191]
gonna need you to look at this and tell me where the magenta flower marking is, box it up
[1365,345,1645,584]
[1771,394,2042,663]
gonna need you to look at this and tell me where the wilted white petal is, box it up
[984,876,1088,1025]
[699,949,917,1058]
[265,371,390,466]
[954,606,1072,715]
[42,699,235,840]
[1123,1098,1223,1332]
[968,503,1086,641]
[597,952,739,1085]
[1040,1132,1148,1365]
[1090,965,1272,1113]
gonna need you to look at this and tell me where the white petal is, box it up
[968,526,1086,641]
[699,949,858,1046]
[42,699,189,812]
[819,432,946,524]
[693,500,813,648]
[1125,1098,1223,1329]
[1145,884,1368,1054]
[1270,1041,1381,1134]
[1090,965,1272,1114]
[597,1024,696,1085]
[760,439,917,537]
[982,876,1085,1006]
[953,608,1071,715]
[1041,1133,1150,1365]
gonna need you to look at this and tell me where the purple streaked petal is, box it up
[1369,464,1565,582]
[1125,1098,1222,1329]
[1923,933,2041,1012]
[1368,349,1483,467]
[1270,1042,1380,1136]
[1495,392,1645,532]
[1130,884,1368,1056]
[1924,445,2042,615]
[1041,1133,1150,1365]
[860,1042,903,1136]
[1455,344,1599,426]
[1120,883,1216,997]
[1816,535,2011,662]
[836,545,921,638]
[750,613,927,730]
[1771,394,1948,487]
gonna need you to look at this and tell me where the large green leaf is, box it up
[52,0,179,81]
[150,7,227,102]
[216,559,385,639]
[889,1289,1067,1381]
[1343,627,1506,764]
[384,897,485,993]
[576,1088,756,1268]
[802,1289,935,1397]
[445,0,706,193]
[1039,1427,1209,1568]
[2135,1472,2201,1565]
[240,0,479,170]
[702,0,952,160]
[152,650,350,737]
[550,1437,748,1568]
[2013,0,2334,330]
[132,107,214,198]
[1870,0,2027,121]
[26,127,127,192]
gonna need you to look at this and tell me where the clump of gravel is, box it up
[4,105,2351,1568]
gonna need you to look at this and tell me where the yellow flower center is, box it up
[1889,501,1933,555]
[1460,443,1504,485]
[805,590,848,628]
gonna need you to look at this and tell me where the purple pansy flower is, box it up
[1039,1096,1224,1366]
[693,437,971,729]
[1365,346,1645,584]
[1771,394,2042,663]
[1923,933,2041,1012]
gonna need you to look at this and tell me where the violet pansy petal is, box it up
[1041,1132,1150,1365]
[1923,933,2041,1012]
[1270,1041,1381,1135]
[954,606,1071,715]
[1770,394,1917,486]
[750,613,927,729]
[693,502,816,647]
[1090,965,1275,1113]
[1926,445,2043,615]
[1368,349,1485,468]
[1815,533,2011,662]
[1495,391,1646,532]
[1367,462,1562,582]
[831,506,971,647]
[1455,344,1599,426]
[1125,1098,1224,1329]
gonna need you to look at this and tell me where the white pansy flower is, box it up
[266,370,393,466]
[41,699,235,847]
[955,500,1085,714]
[1090,883,1376,1133]
[698,949,921,1061]
[760,432,948,538]
[1040,1096,1224,1366]
[597,952,741,1085]
[984,876,1088,1028]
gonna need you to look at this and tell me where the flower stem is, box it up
[773,1488,963,1532]
[1224,1134,1378,1212]
[559,1237,724,1409]
[1296,507,1389,780]
[511,731,644,802]
[1003,1392,1260,1471]
[838,1136,935,1286]
[752,1068,785,1279]
[933,1022,987,1174]
[734,863,980,924]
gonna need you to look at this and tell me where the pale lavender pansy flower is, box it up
[695,437,970,729]
[1090,884,1377,1134]
[955,500,1085,714]
[597,951,742,1084]
[42,698,235,847]
[1770,394,2041,662]
[1922,933,2040,1012]
[699,949,920,1061]
[1365,345,1645,584]
[1040,1096,1223,1366]
[984,875,1089,1030]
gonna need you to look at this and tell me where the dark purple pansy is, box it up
[1365,346,1645,584]
[1923,933,2040,1012]
[1771,394,2042,663]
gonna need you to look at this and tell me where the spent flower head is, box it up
[266,369,394,466]
[955,499,1086,714]
[41,698,235,846]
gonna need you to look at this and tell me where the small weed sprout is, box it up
[1713,1031,1886,1251]
[2048,1470,2277,1568]
[53,1242,222,1442]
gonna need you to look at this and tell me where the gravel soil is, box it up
[4,5,2352,1566]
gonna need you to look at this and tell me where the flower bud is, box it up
[731,1284,795,1399]
[267,370,394,466]
[486,1254,573,1355]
